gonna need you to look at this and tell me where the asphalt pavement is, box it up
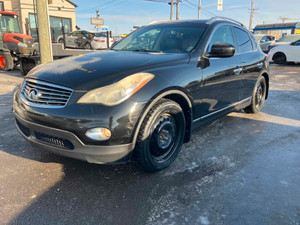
[0,64,299,225]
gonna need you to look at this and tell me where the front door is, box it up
[194,25,242,118]
[288,40,300,62]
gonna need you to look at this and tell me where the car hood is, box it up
[26,51,190,90]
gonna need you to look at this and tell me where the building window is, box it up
[29,13,72,42]
[0,1,4,11]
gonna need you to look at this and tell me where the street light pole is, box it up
[36,0,52,64]
[170,0,174,20]
[198,0,201,19]
[176,0,180,20]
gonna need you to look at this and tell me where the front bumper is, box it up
[14,113,134,164]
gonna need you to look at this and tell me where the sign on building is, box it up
[91,18,104,25]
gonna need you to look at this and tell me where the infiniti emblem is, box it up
[28,88,40,100]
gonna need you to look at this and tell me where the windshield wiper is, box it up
[131,49,162,53]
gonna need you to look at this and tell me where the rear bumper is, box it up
[14,113,134,164]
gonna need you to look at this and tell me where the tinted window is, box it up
[261,36,269,42]
[250,36,258,50]
[233,27,253,53]
[269,36,275,41]
[208,26,234,52]
[294,40,300,46]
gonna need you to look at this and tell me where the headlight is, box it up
[77,72,154,106]
[18,42,28,48]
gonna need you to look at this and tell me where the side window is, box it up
[250,36,258,50]
[261,36,269,42]
[294,40,300,46]
[232,27,253,53]
[208,25,234,52]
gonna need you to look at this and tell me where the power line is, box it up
[77,0,116,13]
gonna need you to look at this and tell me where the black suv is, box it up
[14,17,269,172]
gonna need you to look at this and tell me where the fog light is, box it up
[85,128,111,141]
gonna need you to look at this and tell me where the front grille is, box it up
[34,131,74,150]
[16,119,30,137]
[23,38,33,48]
[21,79,73,108]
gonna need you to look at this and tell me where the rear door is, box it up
[288,40,300,61]
[195,25,242,118]
[232,27,264,99]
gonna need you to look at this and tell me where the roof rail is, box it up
[206,17,244,27]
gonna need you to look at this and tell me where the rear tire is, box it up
[0,52,14,71]
[134,98,185,172]
[273,52,286,64]
[244,76,267,114]
[84,43,92,49]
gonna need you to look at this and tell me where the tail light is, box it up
[95,40,105,43]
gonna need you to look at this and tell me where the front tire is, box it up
[134,99,185,172]
[244,76,267,114]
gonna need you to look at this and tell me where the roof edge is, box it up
[66,0,78,7]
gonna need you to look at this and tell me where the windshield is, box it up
[112,23,207,53]
[278,35,300,42]
[0,14,21,34]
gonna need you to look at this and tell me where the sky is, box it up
[72,0,300,35]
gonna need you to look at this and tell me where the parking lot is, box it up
[0,64,299,225]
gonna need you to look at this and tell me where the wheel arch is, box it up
[260,70,269,99]
[131,89,194,149]
[272,51,286,61]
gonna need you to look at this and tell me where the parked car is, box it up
[57,30,94,49]
[268,34,300,51]
[268,39,300,64]
[89,31,114,49]
[254,34,276,53]
[14,17,269,172]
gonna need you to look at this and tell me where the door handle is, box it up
[234,68,243,75]
[257,62,263,68]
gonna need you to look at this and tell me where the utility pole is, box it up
[176,0,180,20]
[198,0,201,19]
[36,0,52,64]
[279,17,289,23]
[170,0,174,20]
[249,0,256,30]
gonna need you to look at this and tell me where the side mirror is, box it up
[260,39,266,43]
[209,42,235,58]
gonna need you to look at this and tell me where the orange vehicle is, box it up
[0,11,34,71]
